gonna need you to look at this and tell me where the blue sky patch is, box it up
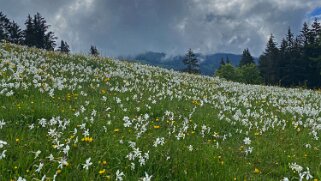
[309,7,321,17]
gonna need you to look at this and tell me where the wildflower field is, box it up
[0,43,320,181]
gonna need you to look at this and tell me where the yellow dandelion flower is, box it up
[153,125,160,129]
[88,137,93,142]
[99,169,106,175]
[104,77,110,82]
[254,168,260,174]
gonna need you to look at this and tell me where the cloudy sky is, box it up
[1,0,321,56]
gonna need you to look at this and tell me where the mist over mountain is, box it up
[122,51,258,75]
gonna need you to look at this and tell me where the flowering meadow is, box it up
[0,43,320,180]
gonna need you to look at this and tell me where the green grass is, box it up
[0,43,320,180]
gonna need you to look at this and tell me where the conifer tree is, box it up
[182,48,200,74]
[90,45,99,56]
[311,18,321,42]
[300,22,310,47]
[24,14,35,47]
[24,13,56,50]
[0,12,23,44]
[58,40,70,53]
[0,12,9,41]
[239,48,255,66]
[7,21,23,44]
[259,34,279,84]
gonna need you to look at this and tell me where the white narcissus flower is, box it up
[17,177,27,181]
[82,157,93,170]
[0,150,7,159]
[35,162,44,173]
[47,154,55,161]
[131,162,135,170]
[63,145,70,155]
[243,137,251,145]
[41,175,46,181]
[245,147,253,155]
[58,157,68,169]
[0,140,8,148]
[141,172,153,181]
[153,137,165,147]
[28,124,35,130]
[289,162,303,173]
[34,150,41,159]
[116,170,125,181]
[0,119,6,129]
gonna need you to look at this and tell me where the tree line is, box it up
[1,11,320,88]
[182,19,321,88]
[0,11,99,56]
[259,19,321,88]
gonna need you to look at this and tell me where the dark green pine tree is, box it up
[24,13,56,50]
[286,28,294,49]
[281,28,297,86]
[307,18,321,87]
[44,31,56,51]
[90,45,99,56]
[58,40,70,54]
[239,48,255,66]
[311,18,321,57]
[0,12,11,42]
[24,14,35,47]
[299,22,310,47]
[0,12,23,44]
[278,38,290,85]
[307,18,321,46]
[259,34,279,84]
[312,18,321,41]
[291,37,306,85]
[182,48,200,74]
[7,21,23,44]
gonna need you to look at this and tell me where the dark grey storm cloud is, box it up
[1,0,321,56]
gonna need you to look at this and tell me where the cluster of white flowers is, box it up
[1,42,321,180]
[288,163,313,181]
[243,137,253,156]
[126,142,150,167]
[0,140,7,160]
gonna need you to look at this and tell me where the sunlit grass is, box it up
[0,43,320,180]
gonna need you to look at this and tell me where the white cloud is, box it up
[1,0,321,56]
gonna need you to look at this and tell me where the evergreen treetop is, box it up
[182,48,200,74]
[239,48,255,66]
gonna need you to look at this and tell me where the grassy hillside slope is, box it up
[0,43,320,180]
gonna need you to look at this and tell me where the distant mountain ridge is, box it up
[122,51,258,75]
